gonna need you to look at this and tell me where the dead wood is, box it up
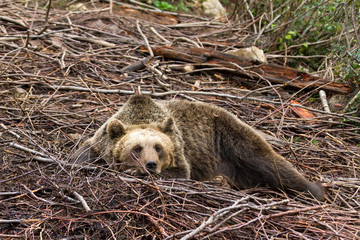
[120,56,152,73]
[150,46,351,94]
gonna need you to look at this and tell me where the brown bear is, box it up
[73,95,324,201]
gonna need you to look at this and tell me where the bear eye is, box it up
[154,144,162,153]
[133,146,142,153]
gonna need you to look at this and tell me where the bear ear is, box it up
[159,118,175,134]
[107,119,126,139]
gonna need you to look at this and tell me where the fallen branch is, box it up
[22,184,57,205]
[319,90,331,113]
[64,33,116,47]
[176,198,290,240]
[120,56,151,73]
[178,199,246,240]
[37,0,52,35]
[73,191,91,212]
[149,46,351,94]
[8,142,98,170]
[0,219,41,224]
[137,20,153,57]
[0,16,28,29]
[319,90,332,121]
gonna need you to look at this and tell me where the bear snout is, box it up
[145,160,158,171]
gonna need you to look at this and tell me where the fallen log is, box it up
[148,46,351,94]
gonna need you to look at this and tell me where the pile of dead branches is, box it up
[1,1,359,239]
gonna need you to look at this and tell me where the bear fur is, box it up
[73,95,324,200]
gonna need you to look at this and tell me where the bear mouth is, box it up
[123,167,160,177]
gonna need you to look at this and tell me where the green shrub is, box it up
[233,0,360,82]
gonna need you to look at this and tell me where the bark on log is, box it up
[149,46,351,94]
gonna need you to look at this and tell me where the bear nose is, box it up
[145,160,157,171]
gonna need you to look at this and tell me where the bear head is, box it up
[106,117,176,175]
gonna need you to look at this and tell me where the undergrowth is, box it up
[232,0,359,85]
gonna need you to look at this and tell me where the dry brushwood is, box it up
[0,1,359,239]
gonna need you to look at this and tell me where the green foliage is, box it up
[312,140,319,145]
[285,31,297,41]
[289,136,301,142]
[240,0,360,83]
[276,0,344,54]
[150,0,190,12]
[176,1,190,12]
[154,0,177,11]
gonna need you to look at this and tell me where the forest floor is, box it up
[0,1,359,239]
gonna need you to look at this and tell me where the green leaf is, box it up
[285,34,292,40]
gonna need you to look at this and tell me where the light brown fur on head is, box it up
[110,120,175,174]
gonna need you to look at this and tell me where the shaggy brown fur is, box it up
[74,95,324,200]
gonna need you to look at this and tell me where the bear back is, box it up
[114,95,168,125]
